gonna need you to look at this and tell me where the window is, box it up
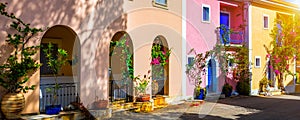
[154,0,167,6]
[40,43,59,75]
[40,38,62,75]
[255,56,261,68]
[187,55,195,65]
[263,15,269,29]
[202,4,211,23]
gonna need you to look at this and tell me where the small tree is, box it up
[186,48,210,98]
[43,42,68,105]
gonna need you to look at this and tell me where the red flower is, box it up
[275,70,280,75]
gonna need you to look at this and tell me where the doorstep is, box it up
[21,111,84,120]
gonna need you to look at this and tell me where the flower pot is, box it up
[136,94,150,102]
[196,89,205,100]
[45,105,61,115]
[92,100,108,109]
[1,93,25,119]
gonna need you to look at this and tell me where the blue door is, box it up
[208,60,213,92]
[220,12,230,44]
[208,59,217,92]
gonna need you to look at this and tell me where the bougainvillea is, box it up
[265,14,300,91]
[151,43,171,79]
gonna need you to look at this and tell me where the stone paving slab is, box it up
[105,94,300,120]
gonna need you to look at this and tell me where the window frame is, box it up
[153,0,168,9]
[202,4,211,23]
[263,14,269,29]
[255,56,261,68]
[187,55,195,66]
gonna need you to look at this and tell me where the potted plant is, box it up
[186,49,210,100]
[195,81,207,100]
[222,83,233,97]
[0,2,44,119]
[43,42,68,114]
[134,71,151,102]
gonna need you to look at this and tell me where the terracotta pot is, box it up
[137,94,150,102]
[92,100,108,109]
[1,93,25,119]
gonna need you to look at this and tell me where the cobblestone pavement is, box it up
[105,94,300,120]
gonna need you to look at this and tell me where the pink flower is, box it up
[281,33,285,37]
[290,31,297,37]
[269,65,273,69]
[275,58,281,63]
[275,70,280,75]
[286,65,289,70]
[266,54,270,58]
[126,40,129,45]
[294,56,297,60]
[151,58,160,65]
[285,56,289,60]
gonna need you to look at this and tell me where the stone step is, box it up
[21,111,85,120]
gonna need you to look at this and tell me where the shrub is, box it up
[236,81,250,95]
[222,83,233,97]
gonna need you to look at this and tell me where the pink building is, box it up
[186,0,220,96]
[185,0,246,97]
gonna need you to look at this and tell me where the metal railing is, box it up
[39,82,79,112]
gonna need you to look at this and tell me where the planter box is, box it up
[45,105,61,115]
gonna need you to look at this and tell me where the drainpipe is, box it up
[245,1,253,95]
[182,0,187,100]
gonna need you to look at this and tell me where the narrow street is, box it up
[106,94,300,120]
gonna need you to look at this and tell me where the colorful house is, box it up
[185,0,222,96]
[247,0,299,95]
[219,0,300,95]
[0,0,185,117]
[219,0,246,92]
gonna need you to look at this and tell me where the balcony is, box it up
[220,29,244,45]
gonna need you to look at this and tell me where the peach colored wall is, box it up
[0,0,126,115]
[0,0,183,116]
[125,0,183,97]
[186,0,220,95]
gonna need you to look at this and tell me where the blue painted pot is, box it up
[45,105,61,115]
[196,89,205,100]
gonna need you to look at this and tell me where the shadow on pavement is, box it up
[215,94,300,120]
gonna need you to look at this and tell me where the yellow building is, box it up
[248,0,299,95]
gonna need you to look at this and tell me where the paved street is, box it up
[106,94,300,120]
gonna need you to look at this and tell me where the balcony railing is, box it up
[220,29,244,45]
[40,82,79,112]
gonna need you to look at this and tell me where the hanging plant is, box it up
[151,43,171,80]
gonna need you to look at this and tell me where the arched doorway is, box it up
[39,25,80,112]
[207,59,217,92]
[109,31,134,102]
[151,35,170,96]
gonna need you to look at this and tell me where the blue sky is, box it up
[284,0,300,6]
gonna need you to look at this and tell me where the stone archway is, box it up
[109,31,134,102]
[151,35,170,96]
[39,25,80,112]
